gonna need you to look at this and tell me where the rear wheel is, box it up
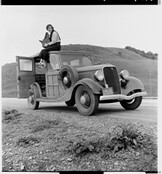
[75,85,99,116]
[27,86,40,110]
[120,90,142,110]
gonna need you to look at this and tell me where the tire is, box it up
[27,86,40,110]
[65,99,75,107]
[75,85,99,116]
[60,65,79,89]
[120,90,142,110]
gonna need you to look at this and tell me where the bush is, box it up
[125,46,158,60]
[66,123,157,158]
[2,109,22,123]
[16,136,41,148]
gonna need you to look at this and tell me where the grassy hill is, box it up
[1,44,157,98]
[2,62,17,98]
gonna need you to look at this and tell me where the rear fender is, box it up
[122,76,145,95]
[30,82,42,98]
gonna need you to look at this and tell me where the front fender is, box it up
[74,78,103,94]
[121,76,145,95]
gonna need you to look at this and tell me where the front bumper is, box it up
[100,91,147,101]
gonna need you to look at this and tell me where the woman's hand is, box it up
[43,43,48,47]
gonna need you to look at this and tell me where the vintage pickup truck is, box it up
[16,51,147,116]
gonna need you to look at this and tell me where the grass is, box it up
[31,118,62,133]
[2,109,157,172]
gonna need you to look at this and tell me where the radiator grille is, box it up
[103,66,121,94]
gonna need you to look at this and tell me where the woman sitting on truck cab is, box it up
[39,24,61,67]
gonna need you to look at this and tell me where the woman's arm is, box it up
[47,32,60,46]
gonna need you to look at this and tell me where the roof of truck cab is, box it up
[31,50,92,59]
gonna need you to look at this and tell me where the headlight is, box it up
[94,70,104,81]
[120,70,129,80]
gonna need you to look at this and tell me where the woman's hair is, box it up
[46,24,54,31]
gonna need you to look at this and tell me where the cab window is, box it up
[19,59,33,71]
[50,54,62,69]
[70,59,80,66]
[82,57,92,66]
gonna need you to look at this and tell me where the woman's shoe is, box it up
[38,59,46,67]
[41,60,46,67]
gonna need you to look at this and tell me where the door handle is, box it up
[18,76,21,81]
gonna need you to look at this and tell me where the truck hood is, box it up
[76,64,115,73]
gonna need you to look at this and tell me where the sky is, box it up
[0,5,161,66]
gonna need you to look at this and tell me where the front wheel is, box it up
[27,86,40,110]
[120,91,142,110]
[75,85,99,116]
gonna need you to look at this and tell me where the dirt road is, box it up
[2,98,157,129]
[2,98,157,120]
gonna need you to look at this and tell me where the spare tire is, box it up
[59,65,79,89]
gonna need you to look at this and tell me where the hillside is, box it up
[2,63,17,98]
[1,44,157,98]
[125,46,158,60]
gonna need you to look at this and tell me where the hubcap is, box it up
[80,95,86,105]
[80,92,91,108]
[63,76,69,84]
[29,95,34,105]
[62,72,71,88]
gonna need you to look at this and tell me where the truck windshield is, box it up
[49,52,93,70]
[62,55,92,67]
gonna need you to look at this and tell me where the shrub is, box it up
[66,123,157,158]
[2,109,22,123]
[16,136,41,148]
[125,46,158,60]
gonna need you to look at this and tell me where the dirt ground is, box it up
[2,98,157,172]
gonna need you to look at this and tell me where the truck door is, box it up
[16,56,35,98]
